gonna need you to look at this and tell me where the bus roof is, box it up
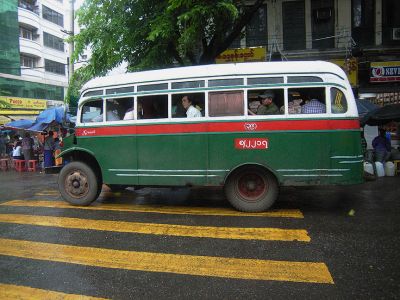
[81,61,347,92]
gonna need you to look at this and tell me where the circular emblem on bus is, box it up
[244,123,257,131]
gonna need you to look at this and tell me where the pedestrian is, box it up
[44,131,55,168]
[12,141,24,160]
[21,132,34,166]
[372,128,391,163]
[0,132,6,158]
[54,137,63,166]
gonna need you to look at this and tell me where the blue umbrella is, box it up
[356,99,380,126]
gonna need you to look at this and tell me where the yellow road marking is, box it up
[0,283,107,300]
[0,238,334,284]
[0,213,310,242]
[0,200,304,218]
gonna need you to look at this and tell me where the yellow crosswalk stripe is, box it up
[0,213,310,242]
[0,283,107,300]
[0,238,334,284]
[0,200,304,218]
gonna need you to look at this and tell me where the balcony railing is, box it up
[18,0,39,15]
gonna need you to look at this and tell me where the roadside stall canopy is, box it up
[3,119,34,130]
[364,103,400,126]
[27,107,70,132]
[3,107,70,133]
[356,99,380,125]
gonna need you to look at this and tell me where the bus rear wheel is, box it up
[58,161,100,206]
[225,166,278,212]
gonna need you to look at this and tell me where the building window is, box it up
[43,32,65,51]
[20,55,36,68]
[45,59,65,75]
[19,26,34,40]
[351,0,375,46]
[246,5,267,47]
[382,0,400,45]
[282,1,306,50]
[42,5,64,27]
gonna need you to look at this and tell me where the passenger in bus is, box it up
[182,95,201,118]
[123,107,134,120]
[248,92,279,115]
[301,98,326,114]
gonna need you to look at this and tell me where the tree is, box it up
[72,0,265,74]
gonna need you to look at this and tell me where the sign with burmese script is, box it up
[0,96,47,109]
[370,61,400,83]
[234,138,268,150]
[216,47,266,64]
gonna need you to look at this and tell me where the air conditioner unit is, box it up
[392,28,400,40]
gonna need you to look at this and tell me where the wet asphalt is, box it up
[0,170,399,299]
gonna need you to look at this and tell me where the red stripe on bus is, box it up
[75,119,360,137]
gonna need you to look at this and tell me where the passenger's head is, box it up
[259,91,274,106]
[182,96,192,110]
[379,128,386,137]
[48,130,54,136]
[25,132,30,138]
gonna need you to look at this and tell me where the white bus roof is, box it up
[81,61,347,92]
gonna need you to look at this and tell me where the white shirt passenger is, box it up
[186,105,201,118]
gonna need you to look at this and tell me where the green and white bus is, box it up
[57,61,363,212]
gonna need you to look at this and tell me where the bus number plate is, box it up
[234,138,269,150]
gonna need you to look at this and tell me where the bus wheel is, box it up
[58,161,100,206]
[225,166,278,212]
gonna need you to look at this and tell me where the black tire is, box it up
[58,161,101,206]
[225,166,279,212]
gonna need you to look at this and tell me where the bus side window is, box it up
[172,93,205,118]
[137,95,168,119]
[331,88,348,114]
[209,91,244,117]
[290,87,326,114]
[247,89,284,115]
[106,97,134,121]
[81,99,103,123]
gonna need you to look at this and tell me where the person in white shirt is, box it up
[12,141,23,160]
[182,95,201,118]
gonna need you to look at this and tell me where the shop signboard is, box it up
[216,47,266,64]
[0,96,47,110]
[331,58,358,88]
[370,61,400,83]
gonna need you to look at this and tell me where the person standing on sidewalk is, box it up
[21,132,34,167]
[44,131,55,168]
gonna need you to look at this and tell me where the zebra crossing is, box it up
[0,189,334,299]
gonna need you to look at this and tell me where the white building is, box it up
[0,0,71,123]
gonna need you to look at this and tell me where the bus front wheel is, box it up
[58,161,100,206]
[225,166,278,212]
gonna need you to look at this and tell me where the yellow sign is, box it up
[0,110,42,115]
[0,96,47,110]
[216,47,266,64]
[331,58,358,88]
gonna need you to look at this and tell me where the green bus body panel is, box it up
[65,129,363,187]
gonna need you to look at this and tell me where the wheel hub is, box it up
[237,172,268,202]
[65,171,89,198]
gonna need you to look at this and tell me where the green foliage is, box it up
[68,0,264,99]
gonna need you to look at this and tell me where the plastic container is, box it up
[375,162,385,177]
[384,161,395,177]
[363,162,374,175]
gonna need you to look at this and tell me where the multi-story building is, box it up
[226,0,400,103]
[0,0,70,124]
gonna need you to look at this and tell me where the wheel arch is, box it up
[59,148,103,184]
